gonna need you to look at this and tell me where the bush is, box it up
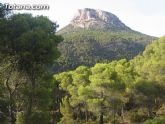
[129,109,148,122]
[57,117,77,124]
[27,111,50,124]
[16,112,25,124]
[110,119,120,124]
[144,116,165,124]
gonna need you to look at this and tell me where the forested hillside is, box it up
[53,37,165,124]
[54,8,156,72]
[0,4,164,124]
[55,30,154,72]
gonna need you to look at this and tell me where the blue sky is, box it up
[1,0,165,37]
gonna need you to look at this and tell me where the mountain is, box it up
[54,8,156,72]
[59,8,131,33]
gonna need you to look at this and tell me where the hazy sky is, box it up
[1,0,165,37]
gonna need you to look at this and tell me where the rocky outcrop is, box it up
[55,8,155,73]
[70,8,131,31]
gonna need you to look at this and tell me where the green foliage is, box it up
[58,97,77,124]
[0,13,62,123]
[157,104,165,116]
[129,108,148,122]
[133,37,165,85]
[0,4,164,123]
[54,29,155,72]
[144,116,165,124]
[16,112,25,124]
[0,14,62,75]
[53,36,165,123]
[27,111,50,124]
[54,59,134,123]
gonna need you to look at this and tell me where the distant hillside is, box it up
[54,8,156,72]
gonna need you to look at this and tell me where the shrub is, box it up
[28,111,50,124]
[144,116,165,124]
[16,112,25,124]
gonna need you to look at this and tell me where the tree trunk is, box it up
[5,72,15,124]
[121,105,124,122]
[113,100,116,124]
[113,112,116,124]
[99,91,104,124]
[25,76,36,124]
[85,103,88,122]
[99,112,103,124]
[147,106,152,118]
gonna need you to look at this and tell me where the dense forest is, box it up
[0,3,165,124]
[55,25,155,72]
[53,37,165,124]
[0,4,63,124]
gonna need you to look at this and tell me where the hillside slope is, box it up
[54,8,156,72]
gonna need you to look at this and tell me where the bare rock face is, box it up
[70,8,130,31]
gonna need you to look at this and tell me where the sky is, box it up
[1,0,165,37]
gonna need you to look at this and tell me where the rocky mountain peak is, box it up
[70,8,130,30]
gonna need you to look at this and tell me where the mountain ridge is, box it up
[54,8,156,72]
[69,8,131,31]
